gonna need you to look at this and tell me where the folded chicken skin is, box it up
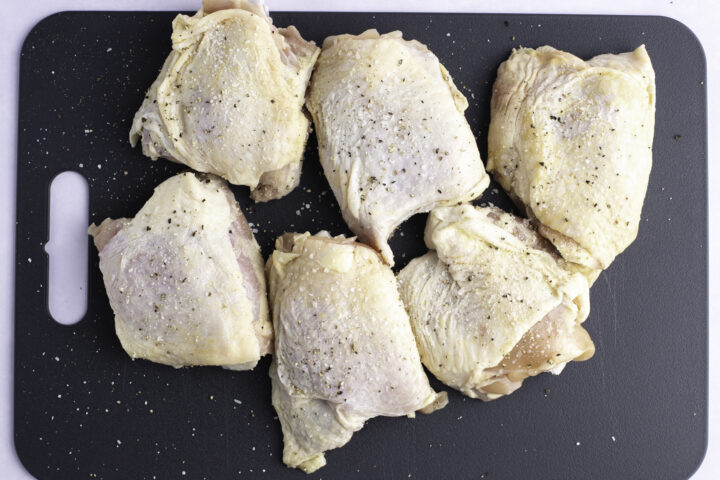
[306,30,489,264]
[488,45,655,279]
[398,205,594,401]
[130,0,320,201]
[90,172,272,369]
[267,232,447,472]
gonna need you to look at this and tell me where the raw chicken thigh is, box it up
[130,0,320,201]
[398,205,595,401]
[306,30,489,265]
[266,232,447,472]
[89,172,272,369]
[488,46,655,275]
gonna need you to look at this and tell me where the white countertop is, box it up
[1,0,717,478]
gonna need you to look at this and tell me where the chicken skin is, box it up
[398,205,594,401]
[267,232,447,472]
[306,30,489,264]
[90,172,271,369]
[488,46,655,277]
[130,0,320,201]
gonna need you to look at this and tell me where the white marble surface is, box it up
[1,0,716,478]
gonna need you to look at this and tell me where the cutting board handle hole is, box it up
[44,171,89,325]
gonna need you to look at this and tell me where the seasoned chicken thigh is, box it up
[267,232,447,472]
[488,45,655,275]
[398,205,594,401]
[89,172,271,369]
[306,30,489,265]
[130,0,320,201]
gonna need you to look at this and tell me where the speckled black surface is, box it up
[15,11,707,480]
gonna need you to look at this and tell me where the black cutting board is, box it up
[15,11,707,480]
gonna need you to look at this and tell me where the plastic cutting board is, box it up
[15,11,708,480]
